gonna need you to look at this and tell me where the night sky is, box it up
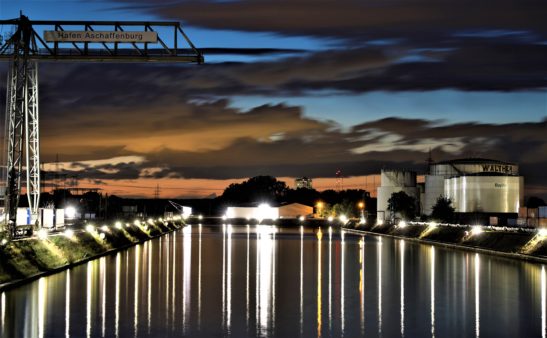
[0,0,545,198]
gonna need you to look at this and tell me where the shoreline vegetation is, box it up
[0,219,184,291]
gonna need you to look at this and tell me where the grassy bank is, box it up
[0,219,184,288]
[345,221,547,260]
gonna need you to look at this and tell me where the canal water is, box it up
[0,225,545,337]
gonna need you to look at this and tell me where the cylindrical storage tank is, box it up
[424,175,446,215]
[444,176,523,213]
[539,206,547,219]
[380,170,416,187]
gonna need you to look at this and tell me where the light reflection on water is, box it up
[0,224,545,337]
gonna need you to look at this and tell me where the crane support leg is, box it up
[4,57,40,237]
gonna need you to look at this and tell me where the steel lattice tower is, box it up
[4,16,40,236]
[0,14,203,237]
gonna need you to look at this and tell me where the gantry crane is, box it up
[0,14,203,238]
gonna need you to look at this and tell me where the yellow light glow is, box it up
[37,229,48,240]
[115,222,122,229]
[299,215,305,222]
[471,226,483,235]
[86,225,95,233]
[399,220,407,228]
[64,229,74,239]
[101,225,109,232]
[538,228,547,237]
[339,215,348,224]
[327,216,333,222]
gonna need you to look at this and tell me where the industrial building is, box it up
[377,158,524,224]
[226,203,313,220]
[295,177,313,189]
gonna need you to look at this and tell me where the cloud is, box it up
[114,0,547,41]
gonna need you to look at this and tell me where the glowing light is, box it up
[0,239,7,245]
[37,229,48,240]
[126,223,131,228]
[222,215,227,221]
[339,215,348,224]
[539,228,547,237]
[99,233,106,240]
[398,220,407,228]
[65,206,77,219]
[471,226,483,236]
[429,222,438,228]
[299,215,305,222]
[101,225,109,232]
[134,220,141,226]
[147,218,154,225]
[198,215,203,220]
[327,216,334,222]
[256,203,278,221]
[360,217,366,224]
[115,222,122,229]
[86,225,95,233]
[64,229,74,239]
[377,219,384,225]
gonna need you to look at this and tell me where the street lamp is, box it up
[358,201,365,221]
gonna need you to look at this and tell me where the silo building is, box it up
[424,158,523,220]
[377,169,420,221]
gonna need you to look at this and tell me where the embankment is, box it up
[345,222,547,263]
[0,219,184,290]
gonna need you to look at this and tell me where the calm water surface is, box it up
[0,224,545,337]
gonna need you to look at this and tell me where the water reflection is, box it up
[300,225,304,336]
[183,225,192,334]
[1,225,546,338]
[400,240,405,337]
[256,225,277,336]
[378,236,382,336]
[65,271,70,338]
[317,228,322,337]
[86,262,92,338]
[431,246,435,338]
[542,266,546,338]
[134,245,140,337]
[475,253,480,338]
[38,277,46,338]
[115,253,121,338]
[359,237,365,336]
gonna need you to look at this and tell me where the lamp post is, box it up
[358,201,365,223]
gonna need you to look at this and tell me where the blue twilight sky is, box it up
[0,0,545,198]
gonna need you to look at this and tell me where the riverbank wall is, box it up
[0,219,184,290]
[344,221,547,263]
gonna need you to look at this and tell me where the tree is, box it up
[430,196,455,223]
[387,191,417,220]
[526,196,546,208]
[332,199,359,218]
[220,176,288,204]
